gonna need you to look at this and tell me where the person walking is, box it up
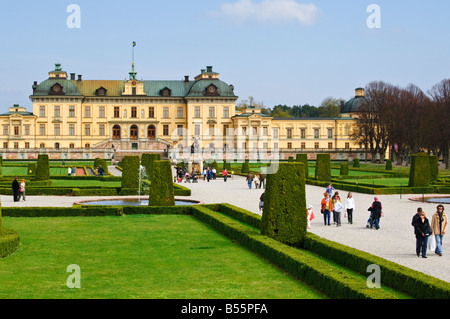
[321,193,333,226]
[332,192,341,224]
[307,205,315,229]
[12,177,20,202]
[259,172,265,189]
[19,179,26,201]
[414,211,432,258]
[368,197,383,230]
[72,166,76,176]
[326,183,335,197]
[345,192,355,224]
[259,192,265,211]
[223,168,228,182]
[334,198,344,227]
[254,174,260,189]
[246,172,253,189]
[98,165,104,177]
[431,205,448,256]
[68,166,72,176]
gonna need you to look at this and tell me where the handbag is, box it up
[428,235,436,251]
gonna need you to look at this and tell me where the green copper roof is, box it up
[187,79,236,97]
[341,96,365,113]
[32,79,82,96]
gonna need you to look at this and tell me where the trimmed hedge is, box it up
[295,153,309,179]
[28,163,36,175]
[315,154,331,182]
[35,154,50,181]
[121,156,140,189]
[353,159,360,168]
[94,158,109,175]
[0,228,20,258]
[2,206,122,217]
[429,155,439,182]
[148,160,175,206]
[141,153,161,182]
[241,160,250,174]
[340,163,349,176]
[409,153,430,187]
[261,163,307,246]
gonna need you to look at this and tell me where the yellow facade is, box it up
[0,63,363,160]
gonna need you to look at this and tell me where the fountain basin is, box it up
[74,197,202,206]
[409,195,450,204]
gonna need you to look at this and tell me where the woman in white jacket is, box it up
[345,192,355,224]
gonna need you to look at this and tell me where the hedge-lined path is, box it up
[175,175,450,284]
[1,171,449,284]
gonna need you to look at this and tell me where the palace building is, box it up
[0,63,365,161]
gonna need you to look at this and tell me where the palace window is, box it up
[85,124,91,136]
[3,142,8,149]
[163,107,169,118]
[300,128,306,139]
[114,106,120,118]
[69,124,75,136]
[54,105,61,118]
[14,126,19,136]
[54,124,60,136]
[328,142,333,149]
[99,124,105,136]
[99,106,105,118]
[209,107,215,118]
[24,126,30,136]
[39,124,46,136]
[287,128,292,139]
[69,106,75,117]
[328,129,333,139]
[40,106,46,117]
[149,107,155,118]
[195,124,201,136]
[84,106,91,118]
[177,107,183,118]
[163,125,169,136]
[223,107,229,118]
[194,106,200,118]
[314,128,320,139]
[131,107,137,118]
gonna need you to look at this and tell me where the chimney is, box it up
[206,66,213,73]
[70,73,75,80]
[77,75,82,81]
[184,76,189,82]
[355,87,365,97]
[33,81,37,85]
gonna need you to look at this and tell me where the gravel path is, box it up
[2,169,449,284]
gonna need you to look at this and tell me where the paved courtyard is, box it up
[1,167,449,284]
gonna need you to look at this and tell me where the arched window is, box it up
[147,125,155,138]
[130,125,138,139]
[40,143,46,149]
[113,125,121,139]
[55,143,60,149]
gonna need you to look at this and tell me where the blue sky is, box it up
[0,0,449,113]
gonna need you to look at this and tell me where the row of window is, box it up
[2,142,92,149]
[38,105,231,119]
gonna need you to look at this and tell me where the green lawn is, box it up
[0,215,325,299]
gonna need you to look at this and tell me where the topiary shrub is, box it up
[121,155,140,189]
[385,159,392,171]
[241,160,250,174]
[141,153,161,182]
[288,156,294,162]
[296,153,309,179]
[340,163,349,176]
[353,159,360,168]
[429,155,439,182]
[409,153,430,187]
[260,163,307,247]
[148,160,175,206]
[35,154,50,181]
[27,163,36,175]
[315,154,331,182]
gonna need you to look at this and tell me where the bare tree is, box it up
[428,79,450,168]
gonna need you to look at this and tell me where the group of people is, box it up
[412,205,448,258]
[319,184,356,227]
[246,172,265,189]
[12,177,25,202]
[67,166,77,176]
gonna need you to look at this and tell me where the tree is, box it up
[351,81,395,163]
[428,79,450,168]
[317,97,344,118]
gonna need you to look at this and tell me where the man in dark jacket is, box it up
[12,176,20,202]
[368,197,382,229]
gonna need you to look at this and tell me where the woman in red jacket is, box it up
[321,193,333,226]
